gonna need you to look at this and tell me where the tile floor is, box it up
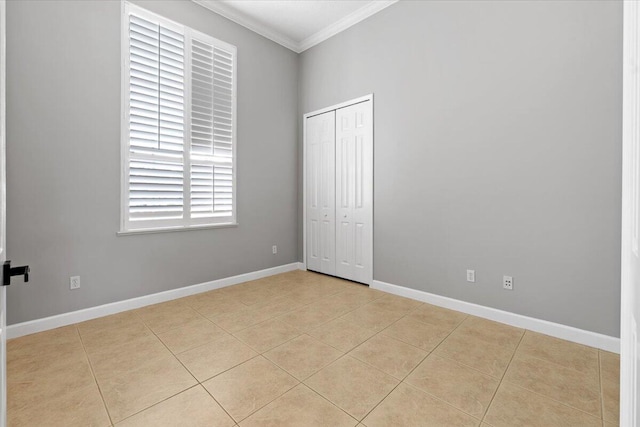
[7,270,620,426]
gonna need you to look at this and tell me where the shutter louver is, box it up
[190,35,234,218]
[128,14,185,222]
[123,4,235,231]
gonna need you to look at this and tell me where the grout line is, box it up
[479,328,526,423]
[598,350,605,424]
[201,378,246,424]
[501,381,605,422]
[350,306,471,423]
[75,324,115,426]
[115,384,203,424]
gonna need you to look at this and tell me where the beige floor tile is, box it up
[405,354,499,418]
[210,306,266,332]
[7,325,80,352]
[135,302,205,334]
[455,317,524,348]
[239,384,357,427]
[8,356,96,415]
[313,277,351,296]
[99,353,197,422]
[157,318,229,354]
[404,303,467,329]
[367,294,422,314]
[187,293,248,318]
[518,331,599,375]
[308,317,377,352]
[234,319,302,352]
[305,356,399,420]
[7,335,87,382]
[7,353,95,401]
[484,382,601,427]
[235,287,278,306]
[8,382,110,427]
[601,350,620,423]
[265,334,343,380]
[88,333,171,380]
[278,305,341,331]
[332,284,385,305]
[177,334,258,381]
[203,356,299,422]
[503,353,601,417]
[252,296,302,319]
[433,330,516,378]
[116,385,234,427]
[77,311,143,337]
[8,326,86,376]
[339,304,405,332]
[311,294,365,318]
[362,382,479,427]
[381,317,451,351]
[348,333,426,380]
[285,286,326,305]
[79,319,153,353]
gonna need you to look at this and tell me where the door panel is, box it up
[335,101,372,284]
[306,111,336,275]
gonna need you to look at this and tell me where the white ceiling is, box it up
[193,0,398,53]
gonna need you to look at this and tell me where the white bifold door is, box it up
[306,99,373,285]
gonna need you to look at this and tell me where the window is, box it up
[121,3,236,233]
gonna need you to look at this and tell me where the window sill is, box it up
[117,222,238,236]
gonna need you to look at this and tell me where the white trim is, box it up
[192,0,398,53]
[621,1,640,424]
[371,279,620,354]
[297,1,398,52]
[6,262,301,339]
[302,94,374,285]
[120,2,238,233]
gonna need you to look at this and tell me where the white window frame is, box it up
[119,2,237,235]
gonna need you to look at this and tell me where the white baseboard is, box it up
[7,262,303,339]
[371,279,620,354]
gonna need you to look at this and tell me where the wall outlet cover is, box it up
[466,269,475,283]
[70,276,81,290]
[503,275,513,290]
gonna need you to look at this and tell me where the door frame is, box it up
[0,0,7,424]
[302,93,374,283]
[621,1,639,424]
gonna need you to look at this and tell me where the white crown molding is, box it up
[192,0,300,52]
[297,0,398,52]
[192,0,399,53]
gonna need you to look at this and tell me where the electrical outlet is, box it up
[503,275,513,290]
[466,269,475,283]
[272,245,277,254]
[70,276,81,290]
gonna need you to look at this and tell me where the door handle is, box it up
[2,260,30,286]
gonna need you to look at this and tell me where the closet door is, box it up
[335,101,373,284]
[306,111,336,275]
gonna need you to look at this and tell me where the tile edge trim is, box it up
[7,262,305,339]
[371,279,620,354]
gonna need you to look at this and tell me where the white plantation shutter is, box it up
[189,35,235,218]
[122,4,236,231]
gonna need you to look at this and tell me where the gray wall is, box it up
[299,0,623,336]
[6,0,298,324]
